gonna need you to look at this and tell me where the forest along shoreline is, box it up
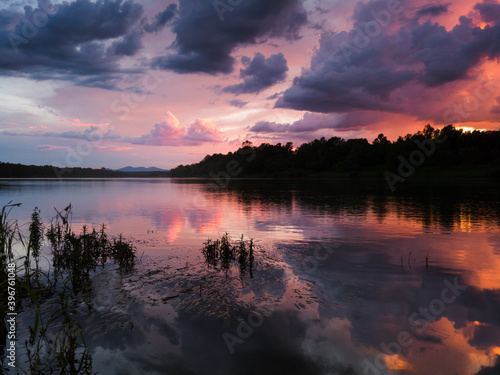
[1,125,500,181]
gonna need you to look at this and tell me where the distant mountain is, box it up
[117,166,168,172]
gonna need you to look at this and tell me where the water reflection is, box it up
[1,178,500,374]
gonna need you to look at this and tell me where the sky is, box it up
[0,0,500,169]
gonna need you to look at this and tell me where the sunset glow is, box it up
[1,0,499,169]
[1,2,500,375]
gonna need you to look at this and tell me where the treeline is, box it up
[0,162,170,178]
[170,125,500,179]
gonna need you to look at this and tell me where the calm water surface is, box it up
[1,178,500,375]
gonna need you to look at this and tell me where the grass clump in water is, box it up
[202,233,254,277]
[47,205,136,290]
[111,234,136,270]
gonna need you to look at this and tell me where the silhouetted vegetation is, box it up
[0,163,169,178]
[110,234,137,270]
[202,233,254,277]
[0,203,137,373]
[170,125,500,179]
[47,205,136,290]
[26,289,93,375]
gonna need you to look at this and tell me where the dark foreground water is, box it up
[1,178,500,375]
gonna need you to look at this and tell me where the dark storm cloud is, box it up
[416,3,450,17]
[143,3,177,33]
[222,53,289,95]
[475,356,500,375]
[0,0,144,83]
[151,0,307,75]
[249,112,383,134]
[110,29,143,56]
[0,8,17,27]
[475,2,500,23]
[491,97,500,113]
[250,121,289,133]
[266,92,282,100]
[468,324,500,349]
[276,0,500,113]
[228,99,248,108]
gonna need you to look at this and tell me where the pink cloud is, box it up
[35,145,70,151]
[124,112,224,146]
[185,119,224,142]
[62,118,109,127]
[95,146,133,152]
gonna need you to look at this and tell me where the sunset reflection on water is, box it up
[1,178,499,374]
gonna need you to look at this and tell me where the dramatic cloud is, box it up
[250,121,289,133]
[109,29,143,56]
[416,3,450,17]
[143,3,177,33]
[0,0,144,86]
[276,0,500,114]
[124,112,224,146]
[491,97,500,113]
[475,2,500,23]
[475,356,500,375]
[151,0,307,74]
[249,112,382,134]
[222,53,289,95]
[2,0,499,168]
[228,99,248,108]
[0,9,17,28]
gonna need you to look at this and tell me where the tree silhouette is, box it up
[170,125,500,180]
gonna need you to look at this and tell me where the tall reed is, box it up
[0,202,21,279]
[0,202,137,374]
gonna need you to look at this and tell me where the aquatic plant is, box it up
[24,207,44,284]
[47,205,136,290]
[0,202,136,374]
[46,205,72,276]
[0,202,22,372]
[0,202,21,279]
[25,290,93,375]
[202,233,254,277]
[202,238,220,268]
[110,234,136,270]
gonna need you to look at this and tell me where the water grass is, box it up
[0,202,137,373]
[202,233,254,277]
[25,290,92,375]
[28,208,43,270]
[0,202,21,280]
[47,205,136,291]
[111,234,136,270]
